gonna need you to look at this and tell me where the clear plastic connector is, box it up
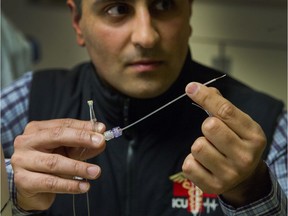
[104,127,123,141]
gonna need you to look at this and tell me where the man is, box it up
[1,0,287,215]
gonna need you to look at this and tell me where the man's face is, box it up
[71,0,192,98]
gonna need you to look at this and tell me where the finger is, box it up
[24,119,106,135]
[191,136,242,187]
[201,117,244,157]
[15,151,101,180]
[191,137,228,176]
[182,153,238,194]
[14,168,90,194]
[14,129,105,161]
[19,126,105,151]
[185,83,263,140]
[182,154,216,194]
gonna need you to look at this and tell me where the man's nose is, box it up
[131,9,160,49]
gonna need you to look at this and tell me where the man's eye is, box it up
[154,0,174,11]
[107,4,131,16]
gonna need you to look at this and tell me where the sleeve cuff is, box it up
[6,160,43,216]
[218,168,287,215]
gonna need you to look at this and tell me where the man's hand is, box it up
[182,82,270,207]
[11,119,106,211]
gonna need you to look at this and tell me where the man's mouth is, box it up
[126,60,164,73]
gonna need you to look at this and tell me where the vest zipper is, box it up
[126,140,134,216]
[123,98,134,216]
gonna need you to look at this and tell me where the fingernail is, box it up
[87,166,99,178]
[79,182,89,192]
[186,83,199,96]
[97,123,105,132]
[91,134,103,146]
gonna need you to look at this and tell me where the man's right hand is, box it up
[11,119,106,211]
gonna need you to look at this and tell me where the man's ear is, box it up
[67,0,85,47]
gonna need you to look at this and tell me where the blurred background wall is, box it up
[1,0,287,106]
[190,0,287,107]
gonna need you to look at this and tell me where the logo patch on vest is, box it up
[169,172,219,215]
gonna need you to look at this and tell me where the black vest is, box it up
[29,55,283,216]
